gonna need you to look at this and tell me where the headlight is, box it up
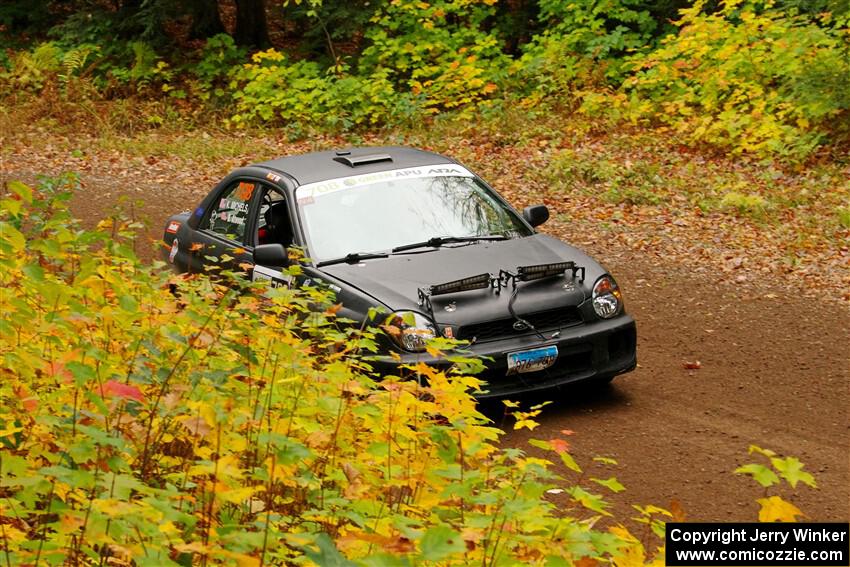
[384,311,436,352]
[592,275,623,319]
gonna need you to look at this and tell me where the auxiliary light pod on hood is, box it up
[416,262,586,340]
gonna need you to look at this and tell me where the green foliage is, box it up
[518,0,658,98]
[719,190,769,217]
[192,34,247,103]
[3,0,850,160]
[602,0,850,159]
[2,42,63,91]
[2,176,681,565]
[107,41,173,92]
[282,0,375,61]
[231,49,412,129]
[358,0,508,117]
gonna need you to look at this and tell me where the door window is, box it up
[256,187,294,247]
[204,180,256,243]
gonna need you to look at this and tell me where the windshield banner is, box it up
[296,165,475,201]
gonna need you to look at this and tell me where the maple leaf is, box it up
[591,476,626,493]
[513,418,540,431]
[101,380,145,402]
[14,385,38,412]
[770,456,817,488]
[324,302,343,316]
[734,463,779,487]
[179,415,212,437]
[757,496,804,522]
[549,438,570,454]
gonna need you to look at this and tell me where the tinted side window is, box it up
[204,181,256,242]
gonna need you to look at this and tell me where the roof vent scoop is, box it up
[333,153,393,167]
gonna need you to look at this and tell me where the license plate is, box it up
[507,345,558,375]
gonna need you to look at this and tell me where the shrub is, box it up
[192,34,247,104]
[231,49,410,129]
[2,176,671,565]
[517,0,659,99]
[358,0,509,118]
[720,190,770,216]
[605,0,850,159]
[2,42,63,92]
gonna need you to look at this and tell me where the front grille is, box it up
[457,307,582,342]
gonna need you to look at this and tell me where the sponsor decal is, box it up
[266,172,282,183]
[443,326,454,339]
[166,220,181,234]
[169,238,179,263]
[194,207,204,217]
[236,182,255,201]
[219,197,250,213]
[296,165,475,199]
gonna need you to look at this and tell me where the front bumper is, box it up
[370,314,637,399]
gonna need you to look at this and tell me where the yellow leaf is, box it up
[514,418,540,431]
[610,525,646,567]
[757,496,804,522]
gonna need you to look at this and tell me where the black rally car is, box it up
[162,146,636,398]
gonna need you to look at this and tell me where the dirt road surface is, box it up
[5,154,848,525]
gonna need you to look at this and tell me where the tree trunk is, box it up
[234,0,271,48]
[189,0,225,39]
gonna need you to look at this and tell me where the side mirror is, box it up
[522,204,550,228]
[253,244,289,268]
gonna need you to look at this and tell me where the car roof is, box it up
[256,146,455,185]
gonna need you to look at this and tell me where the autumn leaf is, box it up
[101,380,145,402]
[324,302,343,316]
[670,499,687,522]
[514,418,540,431]
[14,385,38,412]
[770,456,817,488]
[179,415,212,437]
[735,463,779,487]
[757,496,804,522]
[591,476,626,493]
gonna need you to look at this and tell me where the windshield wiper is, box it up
[316,251,389,267]
[392,234,507,253]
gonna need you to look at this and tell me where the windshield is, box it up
[296,166,532,261]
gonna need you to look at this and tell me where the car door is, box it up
[249,185,298,288]
[189,179,260,274]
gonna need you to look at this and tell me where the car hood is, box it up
[318,234,608,325]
